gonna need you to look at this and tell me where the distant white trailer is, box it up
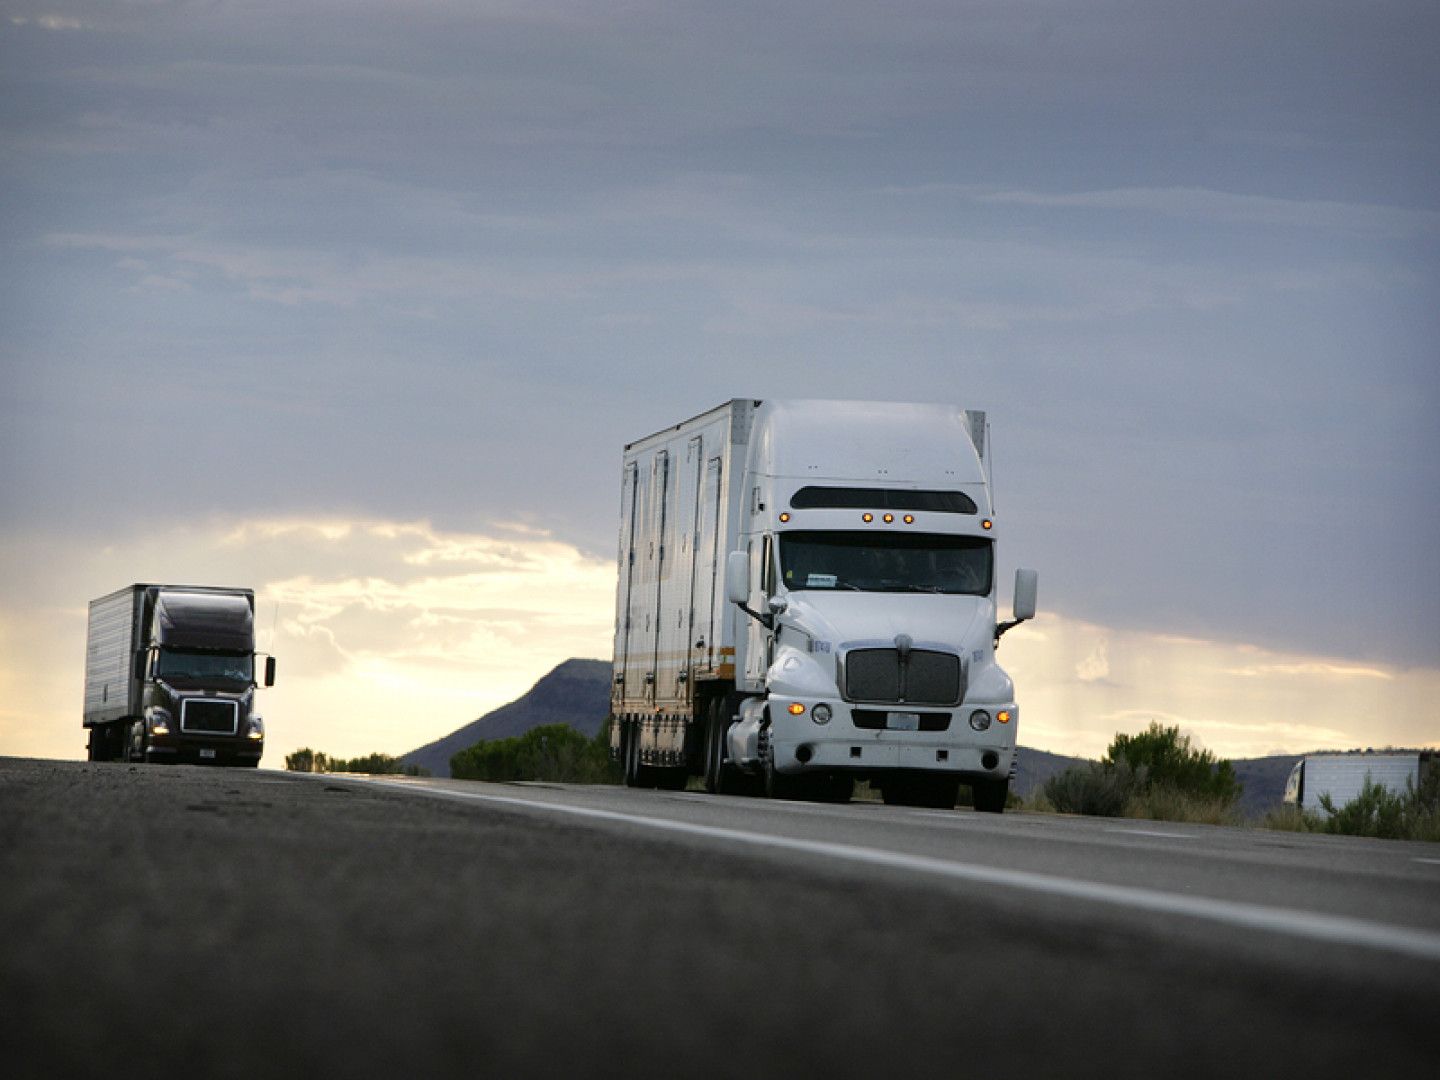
[1282,752,1434,812]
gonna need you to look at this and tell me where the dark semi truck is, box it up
[83,584,276,766]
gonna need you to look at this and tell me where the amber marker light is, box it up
[862,513,874,523]
[982,519,993,530]
[903,514,915,524]
[787,702,806,715]
[883,513,895,523]
[997,709,1012,724]
[779,512,791,523]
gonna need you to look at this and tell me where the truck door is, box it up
[743,534,775,688]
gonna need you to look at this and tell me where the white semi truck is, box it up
[608,399,1037,810]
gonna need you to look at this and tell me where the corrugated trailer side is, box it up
[84,585,145,727]
[610,400,755,775]
[1300,753,1422,810]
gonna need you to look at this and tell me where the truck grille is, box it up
[843,649,963,706]
[180,699,238,735]
[851,710,952,731]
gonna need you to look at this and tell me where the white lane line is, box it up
[1414,858,1440,866]
[348,777,1440,964]
[1106,828,1195,840]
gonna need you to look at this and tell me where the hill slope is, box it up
[400,659,611,778]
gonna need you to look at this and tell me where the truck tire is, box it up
[122,722,147,764]
[623,719,658,789]
[762,744,807,800]
[87,726,117,762]
[703,700,733,795]
[815,773,854,804]
[972,778,1009,814]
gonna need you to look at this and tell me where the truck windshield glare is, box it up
[778,531,993,595]
[155,649,253,682]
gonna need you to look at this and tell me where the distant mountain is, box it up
[403,658,1300,816]
[401,659,612,777]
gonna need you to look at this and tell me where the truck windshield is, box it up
[777,531,993,595]
[155,649,253,682]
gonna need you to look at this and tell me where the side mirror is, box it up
[1012,568,1038,621]
[264,656,277,688]
[726,550,750,605]
[767,595,789,616]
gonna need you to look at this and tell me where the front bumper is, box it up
[765,696,1016,779]
[145,734,264,766]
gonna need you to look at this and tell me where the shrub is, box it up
[1043,760,1139,817]
[451,723,620,784]
[285,748,327,772]
[1104,722,1240,804]
[283,748,428,776]
[1124,784,1241,826]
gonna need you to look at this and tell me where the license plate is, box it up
[199,748,216,760]
[888,712,920,731]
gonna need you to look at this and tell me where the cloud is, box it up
[9,15,88,31]
[971,186,1440,239]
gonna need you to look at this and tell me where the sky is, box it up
[2,1,1437,765]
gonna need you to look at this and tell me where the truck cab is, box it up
[721,401,1035,809]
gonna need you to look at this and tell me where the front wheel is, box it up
[122,722,147,764]
[703,700,733,795]
[972,778,1009,814]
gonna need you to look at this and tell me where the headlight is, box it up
[244,715,265,740]
[812,704,832,725]
[148,709,172,735]
[969,709,991,732]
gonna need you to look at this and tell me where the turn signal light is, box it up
[997,709,1012,725]
[787,702,806,716]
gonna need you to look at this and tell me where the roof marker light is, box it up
[982,519,993,530]
[779,512,791,523]
[883,514,895,523]
[903,514,915,524]
[862,513,874,523]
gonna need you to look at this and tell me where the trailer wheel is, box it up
[623,719,658,789]
[972,778,1009,814]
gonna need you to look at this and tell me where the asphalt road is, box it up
[4,756,1438,1079]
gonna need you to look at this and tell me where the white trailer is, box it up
[1283,752,1434,812]
[608,399,1037,810]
